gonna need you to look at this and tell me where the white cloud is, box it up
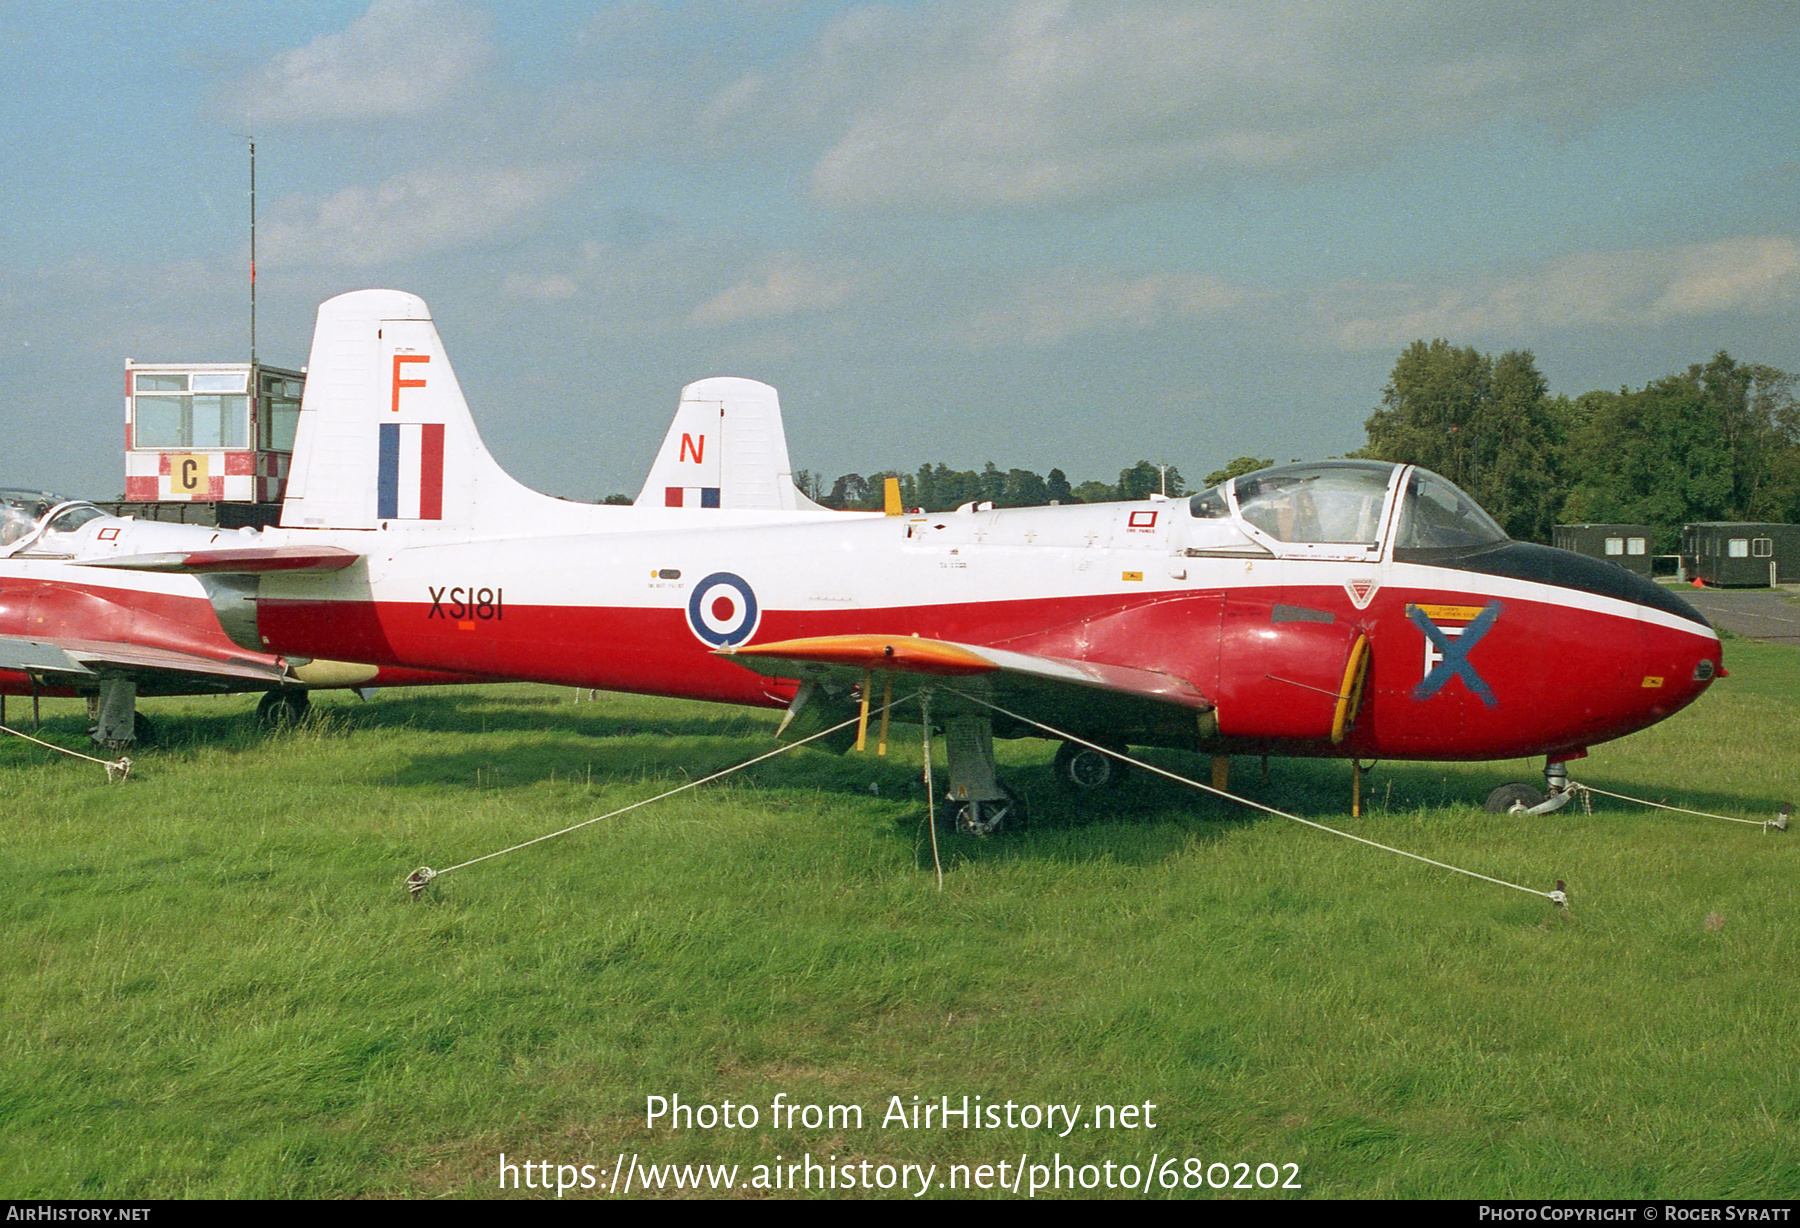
[1329,236,1800,350]
[262,166,579,268]
[688,259,860,327]
[236,0,491,123]
[503,273,580,300]
[960,270,1243,347]
[777,0,1734,209]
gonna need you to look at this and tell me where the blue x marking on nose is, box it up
[1409,601,1502,708]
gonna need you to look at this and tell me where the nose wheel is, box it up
[1484,758,1578,815]
[1484,782,1546,814]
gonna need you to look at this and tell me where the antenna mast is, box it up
[248,136,256,365]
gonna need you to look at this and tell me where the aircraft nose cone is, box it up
[1641,613,1723,722]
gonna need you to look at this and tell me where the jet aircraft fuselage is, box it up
[245,466,1718,763]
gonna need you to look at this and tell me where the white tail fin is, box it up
[636,377,824,511]
[281,289,543,530]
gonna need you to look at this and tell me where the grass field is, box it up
[3,644,1799,1199]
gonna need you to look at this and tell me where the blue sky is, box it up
[3,1,1797,500]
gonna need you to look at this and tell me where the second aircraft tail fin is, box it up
[635,377,824,511]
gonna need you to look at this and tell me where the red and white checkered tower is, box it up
[123,360,304,505]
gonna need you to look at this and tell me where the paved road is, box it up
[1677,586,1800,643]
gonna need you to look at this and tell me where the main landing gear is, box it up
[942,714,1027,835]
[1053,738,1128,792]
[257,688,311,728]
[1483,758,1577,815]
[87,677,151,751]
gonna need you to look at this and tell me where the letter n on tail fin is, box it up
[636,377,825,511]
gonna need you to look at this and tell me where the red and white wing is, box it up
[0,635,289,694]
[72,546,361,574]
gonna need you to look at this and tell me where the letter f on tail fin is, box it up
[281,289,535,530]
[637,377,824,511]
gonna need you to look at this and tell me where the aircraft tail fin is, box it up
[635,377,824,511]
[280,289,535,530]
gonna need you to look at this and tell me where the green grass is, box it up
[2,644,1798,1199]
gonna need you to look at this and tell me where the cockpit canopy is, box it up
[0,489,69,548]
[1389,467,1509,556]
[1186,461,1506,560]
[0,490,108,555]
[1233,462,1392,546]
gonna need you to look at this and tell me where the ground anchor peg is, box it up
[405,867,437,900]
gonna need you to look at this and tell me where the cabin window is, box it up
[1729,538,1750,558]
[1627,537,1646,556]
[134,372,250,450]
[1604,537,1624,556]
[258,373,304,451]
[1753,538,1774,558]
[134,396,185,446]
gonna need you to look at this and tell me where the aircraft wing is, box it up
[719,633,1209,740]
[72,546,361,574]
[0,634,289,693]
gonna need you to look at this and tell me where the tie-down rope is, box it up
[405,703,896,898]
[0,721,131,782]
[944,688,1568,908]
[1570,782,1789,833]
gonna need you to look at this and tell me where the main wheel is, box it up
[952,786,1027,836]
[257,689,312,728]
[1484,782,1546,814]
[1054,740,1127,791]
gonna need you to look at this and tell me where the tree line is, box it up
[794,460,1205,513]
[1355,341,1799,550]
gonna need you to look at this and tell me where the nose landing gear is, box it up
[1483,757,1578,815]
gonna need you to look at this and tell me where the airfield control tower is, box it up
[109,359,305,528]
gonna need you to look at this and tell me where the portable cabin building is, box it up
[1682,522,1800,587]
[1553,524,1655,576]
[117,359,304,526]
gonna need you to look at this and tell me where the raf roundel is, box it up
[687,572,761,647]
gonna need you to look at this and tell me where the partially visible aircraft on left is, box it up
[0,488,470,747]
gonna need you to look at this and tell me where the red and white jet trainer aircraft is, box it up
[110,289,1721,831]
[0,489,480,745]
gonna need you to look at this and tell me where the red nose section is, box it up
[1640,622,1723,724]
